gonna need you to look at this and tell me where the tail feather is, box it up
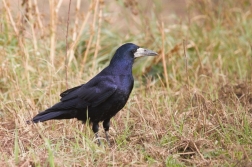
[32,112,63,123]
[30,109,78,123]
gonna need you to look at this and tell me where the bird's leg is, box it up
[92,122,100,146]
[103,119,111,146]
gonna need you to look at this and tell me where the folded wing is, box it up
[32,79,117,122]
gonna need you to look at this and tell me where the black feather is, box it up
[29,43,157,145]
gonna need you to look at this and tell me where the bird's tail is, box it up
[31,111,64,123]
[28,109,77,124]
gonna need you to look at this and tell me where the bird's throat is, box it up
[109,59,134,75]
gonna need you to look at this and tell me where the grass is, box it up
[1,0,252,166]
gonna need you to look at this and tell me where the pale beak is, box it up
[134,48,158,58]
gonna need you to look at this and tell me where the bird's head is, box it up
[110,43,158,66]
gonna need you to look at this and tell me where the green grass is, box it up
[1,0,252,166]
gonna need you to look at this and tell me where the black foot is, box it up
[103,119,111,147]
[92,122,100,146]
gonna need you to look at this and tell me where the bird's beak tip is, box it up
[152,52,158,56]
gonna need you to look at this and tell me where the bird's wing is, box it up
[60,85,82,97]
[78,81,117,107]
[60,80,117,107]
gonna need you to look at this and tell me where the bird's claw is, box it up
[95,133,101,146]
[105,131,110,147]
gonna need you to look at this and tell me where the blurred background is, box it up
[0,0,186,80]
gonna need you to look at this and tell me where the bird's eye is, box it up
[132,49,137,53]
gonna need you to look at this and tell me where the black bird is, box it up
[30,43,157,145]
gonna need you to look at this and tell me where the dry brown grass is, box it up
[1,0,252,166]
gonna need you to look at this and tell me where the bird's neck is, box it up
[109,59,134,75]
